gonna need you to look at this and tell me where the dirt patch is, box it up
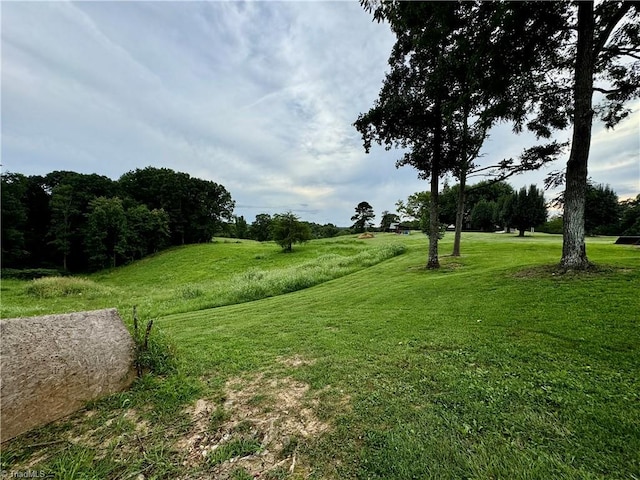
[276,354,316,368]
[357,233,375,239]
[512,263,621,279]
[176,374,331,479]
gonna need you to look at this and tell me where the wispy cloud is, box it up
[2,1,637,224]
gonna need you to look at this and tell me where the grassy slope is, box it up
[0,237,402,319]
[2,233,639,479]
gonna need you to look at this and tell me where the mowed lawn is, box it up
[1,233,639,479]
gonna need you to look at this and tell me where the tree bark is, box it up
[561,1,594,269]
[427,166,440,269]
[452,106,469,257]
[427,100,442,270]
[452,170,466,256]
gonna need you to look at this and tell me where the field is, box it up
[1,233,639,479]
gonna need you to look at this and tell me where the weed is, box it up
[207,437,263,466]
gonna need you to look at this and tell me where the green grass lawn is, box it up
[1,233,639,479]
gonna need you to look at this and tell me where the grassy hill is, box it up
[2,233,639,479]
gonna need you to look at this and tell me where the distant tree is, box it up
[125,204,170,260]
[44,171,116,271]
[585,183,620,235]
[351,201,374,233]
[494,194,515,233]
[539,216,564,235]
[49,184,78,270]
[619,195,640,235]
[1,173,28,267]
[320,223,340,238]
[118,167,234,245]
[379,211,400,232]
[270,212,312,252]
[233,215,250,239]
[250,213,273,242]
[84,197,128,270]
[509,185,548,237]
[395,193,430,228]
[471,199,497,232]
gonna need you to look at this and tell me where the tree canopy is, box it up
[1,167,234,272]
[270,212,312,252]
[351,201,375,233]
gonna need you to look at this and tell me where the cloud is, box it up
[2,1,637,226]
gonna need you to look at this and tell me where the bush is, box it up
[538,216,563,234]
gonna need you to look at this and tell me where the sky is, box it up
[2,1,638,227]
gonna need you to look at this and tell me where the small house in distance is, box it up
[390,223,412,235]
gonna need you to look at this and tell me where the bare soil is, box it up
[176,370,330,479]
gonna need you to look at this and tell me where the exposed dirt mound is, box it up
[357,233,375,239]
[176,373,330,479]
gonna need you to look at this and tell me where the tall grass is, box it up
[24,276,113,299]
[1,241,405,319]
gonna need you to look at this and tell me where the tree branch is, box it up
[594,3,633,56]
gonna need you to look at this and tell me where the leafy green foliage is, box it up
[585,183,620,236]
[619,194,640,235]
[470,199,497,232]
[249,213,273,241]
[508,185,548,236]
[132,311,178,376]
[351,201,375,233]
[270,212,312,252]
[1,168,234,273]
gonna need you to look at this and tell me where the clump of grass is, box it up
[25,276,112,299]
[179,284,204,299]
[207,437,262,466]
[132,307,178,376]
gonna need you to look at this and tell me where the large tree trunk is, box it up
[427,100,442,270]
[452,99,472,257]
[427,166,440,269]
[561,1,594,269]
[452,170,466,256]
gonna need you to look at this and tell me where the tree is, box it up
[509,185,548,237]
[470,199,497,232]
[118,167,234,245]
[125,204,170,260]
[49,184,77,270]
[250,213,273,242]
[530,2,639,268]
[1,173,28,267]
[84,197,128,270]
[619,195,640,235]
[233,215,250,239]
[270,212,311,252]
[350,201,374,233]
[356,2,567,266]
[44,171,116,271]
[585,183,620,236]
[379,211,400,232]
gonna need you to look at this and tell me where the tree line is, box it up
[229,213,349,245]
[396,180,638,237]
[2,167,234,272]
